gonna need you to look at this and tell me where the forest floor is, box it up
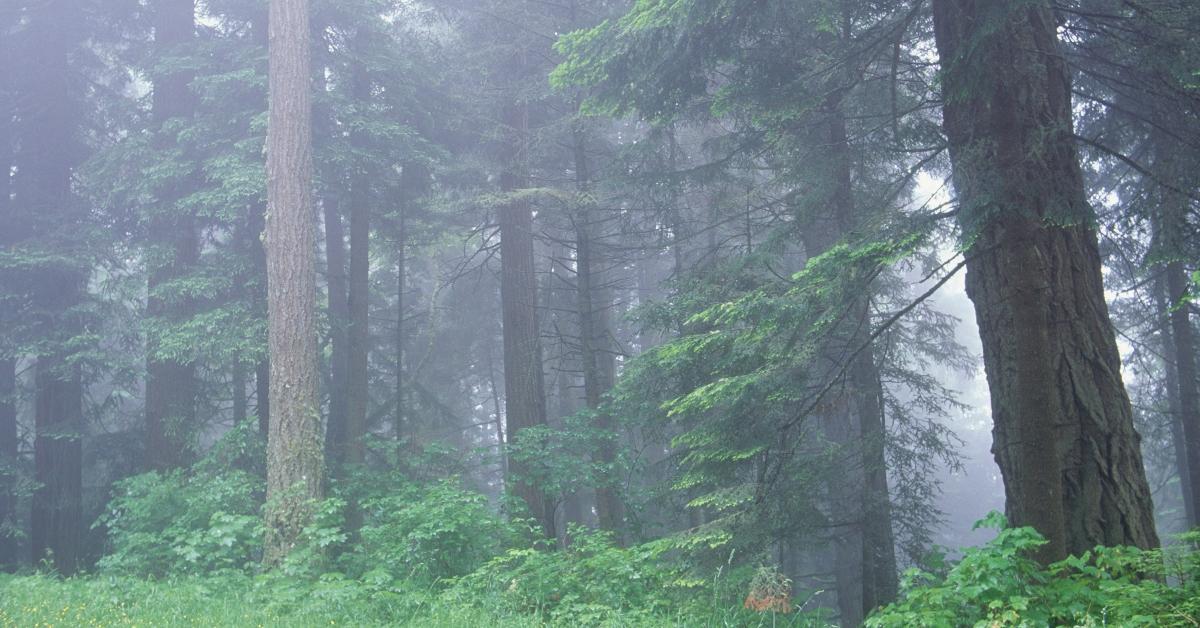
[0,573,825,627]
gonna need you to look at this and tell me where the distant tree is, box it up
[144,0,200,471]
[10,0,91,576]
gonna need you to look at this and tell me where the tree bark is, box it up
[498,89,554,539]
[232,358,248,425]
[0,59,16,571]
[571,123,624,536]
[32,356,82,575]
[322,195,349,462]
[0,358,16,569]
[1152,133,1200,530]
[932,0,1159,559]
[145,0,198,471]
[344,66,371,472]
[263,0,325,566]
[797,81,899,620]
[1156,277,1196,526]
[1165,245,1200,530]
[15,0,86,575]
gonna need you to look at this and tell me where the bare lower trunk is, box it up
[498,90,554,538]
[32,355,82,575]
[322,196,349,463]
[0,358,16,569]
[344,66,371,472]
[263,0,325,566]
[1157,278,1196,526]
[571,123,624,536]
[1166,259,1200,529]
[933,0,1159,559]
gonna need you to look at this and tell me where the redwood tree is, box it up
[263,0,325,566]
[932,0,1160,561]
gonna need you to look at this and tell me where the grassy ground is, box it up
[0,574,826,627]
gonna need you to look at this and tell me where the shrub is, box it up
[868,513,1200,627]
[447,525,694,624]
[349,479,524,583]
[94,469,263,577]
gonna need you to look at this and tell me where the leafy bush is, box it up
[449,524,740,624]
[868,513,1200,627]
[94,469,263,577]
[349,479,524,583]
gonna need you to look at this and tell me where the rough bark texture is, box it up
[145,0,198,471]
[263,0,325,567]
[499,93,555,539]
[932,0,1159,559]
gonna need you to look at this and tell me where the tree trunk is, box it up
[1166,253,1200,529]
[394,174,407,441]
[344,66,371,472]
[32,356,82,575]
[1156,277,1196,526]
[15,0,85,575]
[853,340,898,610]
[932,0,1159,559]
[0,358,16,569]
[232,358,248,425]
[263,0,325,566]
[322,195,349,463]
[498,90,554,539]
[799,90,898,621]
[145,0,198,471]
[571,123,624,536]
[0,58,16,571]
[1153,133,1200,530]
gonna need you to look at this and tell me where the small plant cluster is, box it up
[868,512,1200,627]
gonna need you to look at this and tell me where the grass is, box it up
[0,573,828,627]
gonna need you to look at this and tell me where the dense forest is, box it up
[0,0,1198,625]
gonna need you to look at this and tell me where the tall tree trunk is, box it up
[1165,245,1200,530]
[232,359,248,425]
[498,88,554,539]
[394,173,407,441]
[16,0,86,575]
[932,0,1159,560]
[322,195,349,462]
[0,358,16,570]
[263,0,325,566]
[1156,277,1196,526]
[145,0,198,471]
[0,57,17,571]
[1153,134,1200,530]
[853,340,898,610]
[32,356,82,575]
[344,67,371,472]
[799,88,898,621]
[571,123,624,536]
